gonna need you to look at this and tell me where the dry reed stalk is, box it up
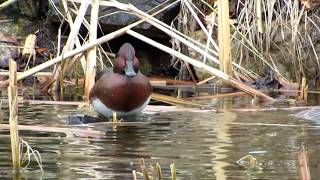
[298,144,311,180]
[170,163,176,180]
[8,59,20,173]
[59,0,178,74]
[0,29,125,87]
[300,77,307,101]
[132,170,137,180]
[185,91,247,100]
[0,72,52,77]
[126,30,274,101]
[22,34,37,72]
[231,106,318,112]
[0,0,18,10]
[124,3,254,78]
[304,85,308,101]
[232,0,286,78]
[78,0,255,78]
[22,34,36,58]
[256,0,263,33]
[0,1,177,88]
[150,80,167,86]
[60,0,87,73]
[151,93,202,107]
[197,75,216,85]
[229,122,317,128]
[92,0,210,58]
[156,163,163,180]
[52,0,90,91]
[139,159,150,180]
[183,0,219,50]
[84,0,99,98]
[203,7,216,64]
[149,77,195,85]
[66,5,112,71]
[23,100,85,106]
[217,0,232,76]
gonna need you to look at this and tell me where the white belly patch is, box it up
[91,96,151,117]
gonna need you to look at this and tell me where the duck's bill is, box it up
[125,60,137,77]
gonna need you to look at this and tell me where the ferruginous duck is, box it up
[89,43,152,117]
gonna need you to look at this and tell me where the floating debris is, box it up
[236,155,258,169]
[133,158,177,180]
[20,139,44,173]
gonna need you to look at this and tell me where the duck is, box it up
[89,43,152,117]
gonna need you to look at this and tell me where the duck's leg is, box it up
[112,111,118,123]
[112,111,121,131]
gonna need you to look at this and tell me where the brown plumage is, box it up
[89,43,152,117]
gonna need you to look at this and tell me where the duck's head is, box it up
[114,43,140,77]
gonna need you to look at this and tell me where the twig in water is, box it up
[156,162,163,180]
[236,154,257,169]
[133,159,177,179]
[139,158,150,180]
[298,144,311,180]
[170,163,176,180]
[20,138,44,173]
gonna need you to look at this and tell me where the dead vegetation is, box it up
[0,0,319,178]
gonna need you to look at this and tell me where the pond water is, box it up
[0,88,320,179]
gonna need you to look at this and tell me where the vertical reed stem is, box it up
[8,59,20,173]
[300,77,307,101]
[52,0,90,91]
[84,0,99,98]
[170,163,176,180]
[256,0,263,33]
[156,162,163,180]
[218,0,232,76]
[132,170,137,180]
[298,144,311,180]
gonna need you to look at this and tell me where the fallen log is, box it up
[0,124,104,138]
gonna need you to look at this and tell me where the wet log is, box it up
[0,124,104,138]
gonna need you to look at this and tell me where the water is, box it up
[1,89,320,179]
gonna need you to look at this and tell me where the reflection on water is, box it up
[0,102,320,179]
[1,87,320,179]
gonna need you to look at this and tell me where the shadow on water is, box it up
[1,87,320,179]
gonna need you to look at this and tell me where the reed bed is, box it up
[232,0,320,85]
